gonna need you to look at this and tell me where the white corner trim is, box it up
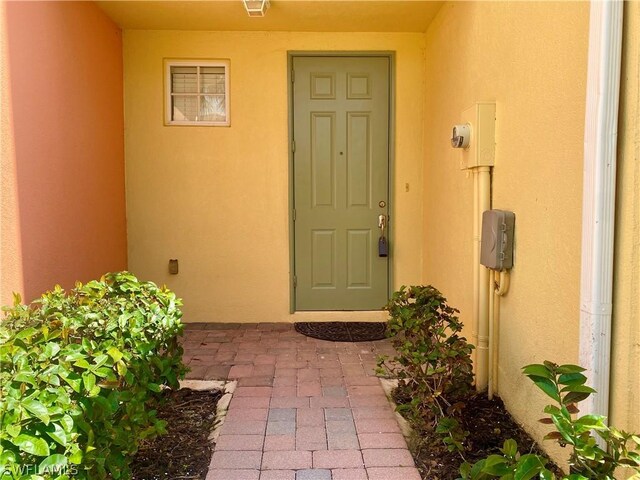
[579,0,624,420]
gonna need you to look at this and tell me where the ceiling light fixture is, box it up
[242,0,270,17]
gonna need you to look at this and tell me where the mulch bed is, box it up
[132,388,223,480]
[401,392,564,480]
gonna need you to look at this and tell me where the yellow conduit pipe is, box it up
[488,270,510,400]
[472,170,480,375]
[476,166,491,391]
[488,272,495,399]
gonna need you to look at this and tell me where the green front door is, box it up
[292,56,390,311]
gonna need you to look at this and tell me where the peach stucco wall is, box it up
[0,1,127,304]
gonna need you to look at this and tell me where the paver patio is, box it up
[181,323,422,480]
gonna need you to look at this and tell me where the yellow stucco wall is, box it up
[124,31,425,323]
[422,1,589,462]
[611,0,640,437]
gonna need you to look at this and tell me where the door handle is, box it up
[378,214,388,257]
[378,214,386,236]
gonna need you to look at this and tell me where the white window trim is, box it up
[164,59,230,126]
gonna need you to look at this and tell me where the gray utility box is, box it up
[481,209,515,270]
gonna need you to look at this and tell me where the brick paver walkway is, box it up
[181,323,422,480]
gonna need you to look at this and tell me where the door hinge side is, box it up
[293,275,297,288]
[292,140,296,153]
[293,209,296,221]
[291,69,295,83]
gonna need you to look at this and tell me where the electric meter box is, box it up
[459,102,496,170]
[480,209,515,270]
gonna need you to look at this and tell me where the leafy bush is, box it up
[460,361,640,480]
[377,285,475,451]
[0,272,186,479]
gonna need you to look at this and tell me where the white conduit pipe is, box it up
[579,0,623,420]
[476,166,491,391]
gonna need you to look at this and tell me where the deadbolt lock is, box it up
[378,200,386,208]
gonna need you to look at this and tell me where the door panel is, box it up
[311,113,336,208]
[347,112,371,207]
[347,229,371,288]
[311,229,336,288]
[293,56,390,311]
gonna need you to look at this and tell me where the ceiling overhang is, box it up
[96,0,444,33]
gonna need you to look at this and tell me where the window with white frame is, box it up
[165,60,230,126]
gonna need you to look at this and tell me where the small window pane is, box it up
[200,67,226,94]
[200,95,226,122]
[171,66,197,93]
[166,61,229,125]
[172,95,198,121]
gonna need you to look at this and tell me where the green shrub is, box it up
[377,285,475,451]
[0,272,186,480]
[460,361,640,480]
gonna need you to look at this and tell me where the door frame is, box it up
[287,51,396,313]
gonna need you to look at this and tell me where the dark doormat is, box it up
[294,321,388,342]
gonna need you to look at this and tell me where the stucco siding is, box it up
[1,1,127,304]
[611,0,640,439]
[422,1,589,464]
[124,31,425,322]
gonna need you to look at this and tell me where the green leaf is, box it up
[5,424,21,438]
[42,342,61,359]
[559,384,596,394]
[93,354,109,368]
[73,359,91,369]
[82,372,96,393]
[557,372,587,386]
[522,364,553,379]
[15,327,38,340]
[573,414,607,431]
[556,364,586,374]
[459,462,471,479]
[116,360,128,377]
[38,454,67,474]
[481,455,510,475]
[68,447,83,464]
[22,398,50,425]
[0,449,16,464]
[539,468,555,480]
[107,347,123,363]
[550,416,575,444]
[147,383,162,393]
[12,292,22,305]
[14,371,37,386]
[14,434,50,457]
[563,390,593,405]
[502,438,518,457]
[63,373,82,393]
[513,454,545,480]
[45,423,68,446]
[543,405,567,418]
[60,415,74,433]
[530,377,561,402]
